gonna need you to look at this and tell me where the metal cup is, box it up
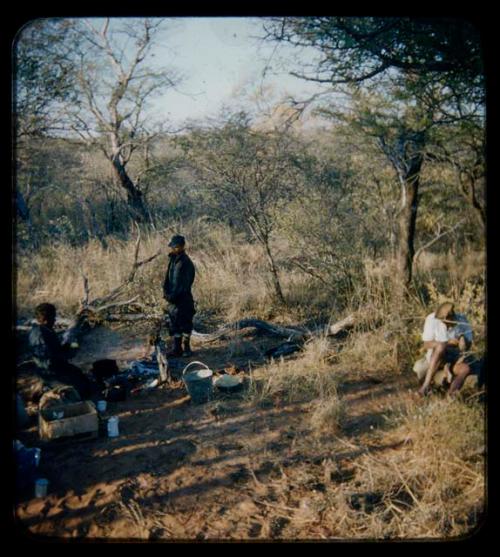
[34,478,49,498]
[107,416,119,437]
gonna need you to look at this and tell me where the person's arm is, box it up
[163,269,170,301]
[456,318,473,351]
[28,326,51,369]
[423,340,448,350]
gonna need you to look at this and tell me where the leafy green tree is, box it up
[264,17,483,103]
[14,19,80,245]
[14,18,78,139]
[178,112,303,304]
[264,16,485,287]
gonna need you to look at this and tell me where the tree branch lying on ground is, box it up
[59,223,161,347]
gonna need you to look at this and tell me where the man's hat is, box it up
[168,234,185,247]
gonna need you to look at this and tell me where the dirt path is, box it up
[15,325,420,540]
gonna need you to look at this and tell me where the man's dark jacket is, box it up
[163,252,196,305]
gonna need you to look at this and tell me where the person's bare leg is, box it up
[418,342,446,396]
[448,362,471,397]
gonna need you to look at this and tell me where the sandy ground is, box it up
[14,323,421,541]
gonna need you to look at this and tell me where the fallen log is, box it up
[17,310,359,349]
[327,314,356,337]
[91,312,358,345]
[105,313,156,322]
[191,318,309,343]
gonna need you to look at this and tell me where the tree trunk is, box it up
[111,156,149,224]
[84,199,108,249]
[15,189,39,250]
[464,173,486,230]
[397,156,422,288]
[263,239,286,304]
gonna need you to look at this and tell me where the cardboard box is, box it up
[39,400,98,441]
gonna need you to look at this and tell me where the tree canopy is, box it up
[264,17,484,104]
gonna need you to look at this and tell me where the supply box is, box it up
[39,401,98,441]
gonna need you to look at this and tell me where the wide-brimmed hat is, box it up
[168,234,185,247]
[435,301,455,322]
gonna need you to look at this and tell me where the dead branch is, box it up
[94,295,141,314]
[83,223,160,311]
[413,219,466,265]
[191,318,309,343]
[290,257,332,289]
[327,314,356,336]
[81,273,90,307]
[105,313,158,322]
[60,225,161,346]
[190,313,358,345]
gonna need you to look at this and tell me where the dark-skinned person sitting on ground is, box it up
[163,234,196,358]
[414,301,475,397]
[28,303,98,399]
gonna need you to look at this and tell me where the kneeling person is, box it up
[416,301,474,397]
[28,303,97,399]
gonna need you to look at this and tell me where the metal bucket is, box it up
[182,361,213,404]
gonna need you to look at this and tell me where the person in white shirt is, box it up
[416,301,474,397]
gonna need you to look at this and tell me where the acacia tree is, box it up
[263,17,484,101]
[178,112,302,304]
[14,19,81,247]
[424,121,486,230]
[64,18,183,224]
[263,16,485,287]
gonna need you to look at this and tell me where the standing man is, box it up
[163,234,196,357]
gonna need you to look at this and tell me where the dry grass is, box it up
[15,223,317,324]
[15,223,486,540]
[325,397,486,539]
[118,500,150,539]
[246,335,346,434]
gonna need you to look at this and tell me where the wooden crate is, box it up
[39,401,98,441]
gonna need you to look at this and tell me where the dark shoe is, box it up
[182,336,193,357]
[167,336,183,357]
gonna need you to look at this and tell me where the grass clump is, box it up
[324,397,485,539]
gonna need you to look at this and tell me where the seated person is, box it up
[415,301,475,397]
[28,303,98,400]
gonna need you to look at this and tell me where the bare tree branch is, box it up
[413,219,466,265]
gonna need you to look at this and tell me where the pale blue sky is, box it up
[16,16,331,130]
[149,17,330,127]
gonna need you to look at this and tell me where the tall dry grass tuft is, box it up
[330,257,424,375]
[16,233,168,319]
[321,397,485,539]
[118,500,150,539]
[193,242,272,321]
[247,334,345,433]
[15,223,275,322]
